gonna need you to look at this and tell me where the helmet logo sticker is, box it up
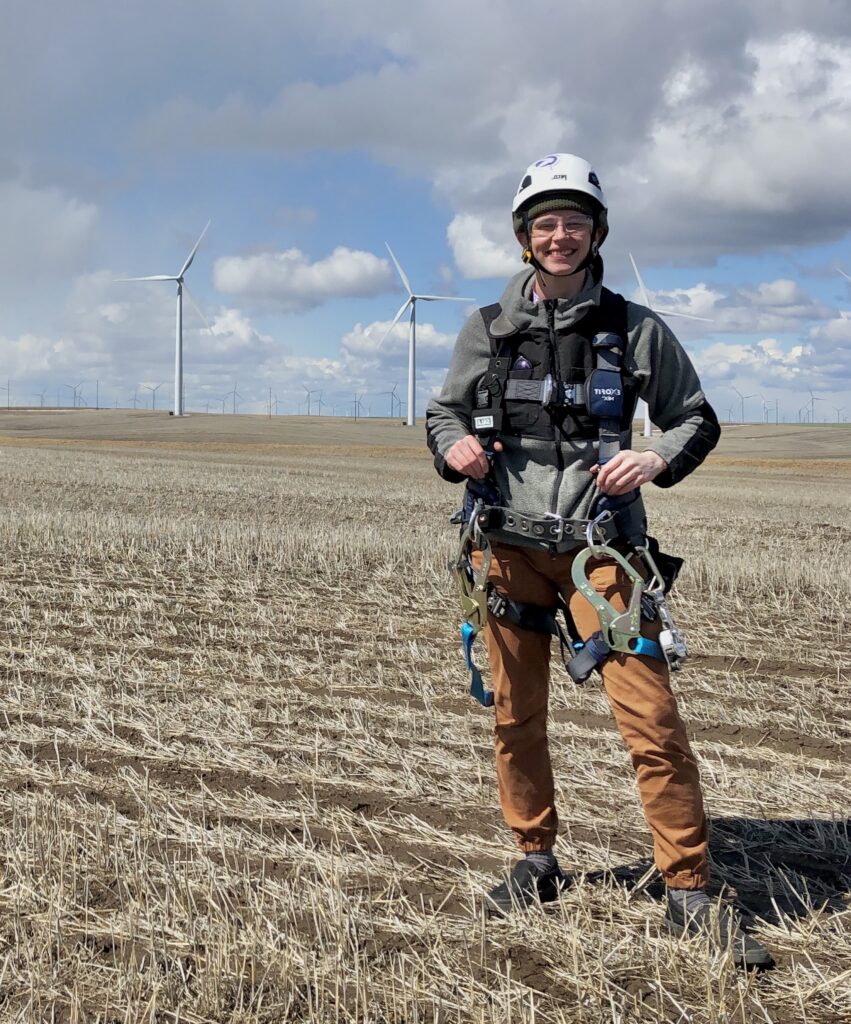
[517,174,532,193]
[535,155,559,167]
[588,171,601,188]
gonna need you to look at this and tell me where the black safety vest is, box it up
[470,287,638,446]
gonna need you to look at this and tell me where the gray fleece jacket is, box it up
[425,262,719,533]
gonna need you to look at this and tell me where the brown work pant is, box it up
[482,541,708,890]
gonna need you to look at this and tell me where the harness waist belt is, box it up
[476,505,621,548]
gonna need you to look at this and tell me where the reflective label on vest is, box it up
[473,414,495,430]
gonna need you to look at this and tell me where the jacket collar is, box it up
[489,256,605,338]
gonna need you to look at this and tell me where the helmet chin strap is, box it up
[521,210,599,281]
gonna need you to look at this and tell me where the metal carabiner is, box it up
[585,509,613,556]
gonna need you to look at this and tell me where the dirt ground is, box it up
[0,412,849,1022]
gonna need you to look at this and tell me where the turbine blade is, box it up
[117,275,178,282]
[385,243,413,296]
[838,268,851,285]
[628,253,653,309]
[379,300,412,347]
[652,307,713,323]
[416,294,476,302]
[179,220,211,278]
[183,283,214,334]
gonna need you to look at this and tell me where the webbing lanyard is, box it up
[450,501,495,707]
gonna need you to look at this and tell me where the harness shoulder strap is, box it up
[472,303,512,442]
[597,287,629,353]
[588,289,630,463]
[479,302,503,341]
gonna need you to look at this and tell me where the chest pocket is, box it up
[501,330,553,438]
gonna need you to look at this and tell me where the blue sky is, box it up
[2,1,851,423]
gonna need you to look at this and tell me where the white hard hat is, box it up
[512,153,606,216]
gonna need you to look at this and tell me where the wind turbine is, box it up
[732,386,755,424]
[64,381,84,408]
[808,387,822,424]
[143,382,163,410]
[629,254,712,438]
[224,383,242,414]
[33,389,47,408]
[302,385,320,416]
[381,244,473,427]
[838,268,851,286]
[380,383,401,419]
[118,221,211,417]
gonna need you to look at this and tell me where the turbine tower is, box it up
[629,254,712,438]
[381,244,473,427]
[119,222,211,417]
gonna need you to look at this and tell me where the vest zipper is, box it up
[545,300,565,515]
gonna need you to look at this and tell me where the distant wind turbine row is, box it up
[116,226,850,430]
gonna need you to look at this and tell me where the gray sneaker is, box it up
[664,896,774,969]
[484,859,568,917]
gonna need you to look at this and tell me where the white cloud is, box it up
[614,33,851,255]
[447,214,521,280]
[213,246,394,310]
[694,338,815,385]
[630,277,836,339]
[341,317,455,372]
[810,310,851,346]
[0,180,97,293]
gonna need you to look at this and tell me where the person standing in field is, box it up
[425,153,772,968]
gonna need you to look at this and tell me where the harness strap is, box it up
[461,621,493,707]
[503,377,589,406]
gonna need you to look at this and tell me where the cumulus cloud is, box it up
[0,179,97,295]
[613,33,851,256]
[341,317,455,373]
[213,246,394,310]
[447,214,521,280]
[634,277,836,337]
[132,6,851,265]
[694,338,815,385]
[4,0,851,409]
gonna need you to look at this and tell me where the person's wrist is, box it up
[643,450,668,477]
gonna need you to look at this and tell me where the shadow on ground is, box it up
[578,817,851,924]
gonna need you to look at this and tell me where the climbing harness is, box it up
[449,289,689,706]
[451,494,688,705]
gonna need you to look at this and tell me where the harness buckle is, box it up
[487,590,507,618]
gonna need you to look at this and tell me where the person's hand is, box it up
[590,449,667,495]
[446,435,503,479]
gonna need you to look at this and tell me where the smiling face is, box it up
[516,209,596,276]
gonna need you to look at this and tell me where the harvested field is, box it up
[0,413,849,1023]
